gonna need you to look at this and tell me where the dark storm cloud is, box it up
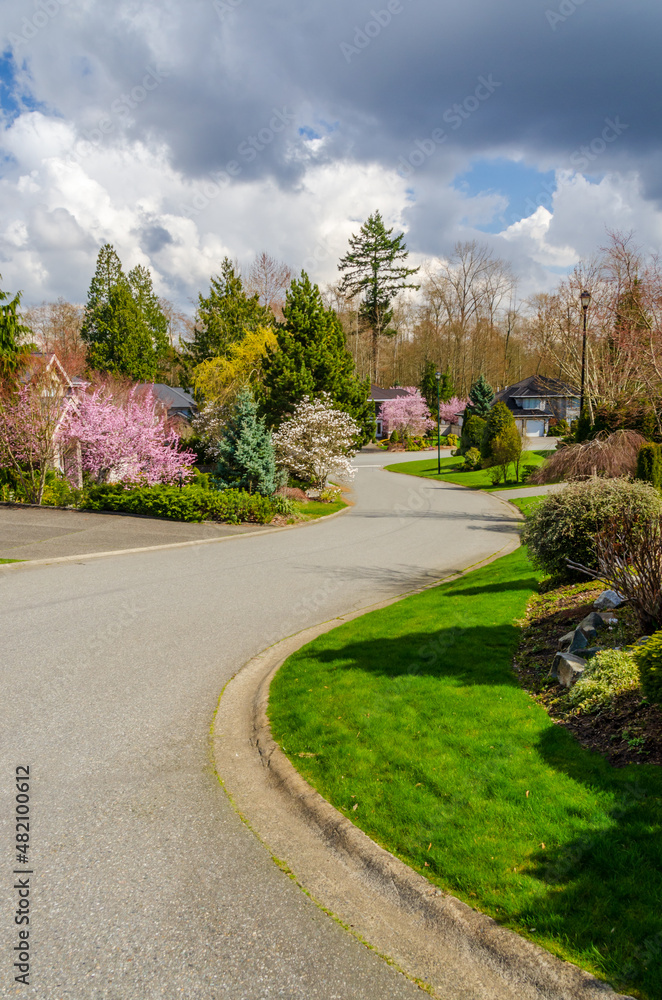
[8,0,661,190]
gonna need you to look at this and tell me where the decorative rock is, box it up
[577,646,601,660]
[559,629,588,654]
[579,612,607,631]
[550,652,586,687]
[577,623,598,644]
[594,590,625,611]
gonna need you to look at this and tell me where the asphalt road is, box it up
[0,463,520,999]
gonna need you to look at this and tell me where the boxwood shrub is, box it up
[633,632,662,707]
[522,477,662,580]
[81,483,276,524]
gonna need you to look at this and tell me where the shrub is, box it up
[547,419,569,437]
[636,443,662,487]
[529,430,646,485]
[488,466,504,485]
[460,415,486,454]
[491,423,522,482]
[481,401,516,460]
[522,477,662,581]
[446,433,459,448]
[463,447,482,471]
[319,485,342,502]
[633,632,662,707]
[568,649,640,713]
[519,464,538,484]
[270,494,296,516]
[81,483,276,524]
[571,511,662,628]
[389,429,400,443]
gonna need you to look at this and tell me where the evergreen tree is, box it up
[182,259,272,370]
[261,272,375,442]
[481,401,516,460]
[439,367,454,403]
[215,387,282,495]
[465,374,494,417]
[338,211,419,376]
[419,360,438,414]
[81,245,168,380]
[460,414,487,455]
[419,362,454,413]
[0,278,31,375]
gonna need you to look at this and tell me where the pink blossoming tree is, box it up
[380,388,434,437]
[59,386,196,486]
[439,396,470,425]
[0,379,65,504]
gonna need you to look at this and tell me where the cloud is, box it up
[1,0,661,309]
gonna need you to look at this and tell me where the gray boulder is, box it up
[559,629,588,654]
[594,590,624,611]
[551,652,586,687]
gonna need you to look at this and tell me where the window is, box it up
[522,397,540,409]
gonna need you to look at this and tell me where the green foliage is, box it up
[575,407,592,442]
[0,276,31,374]
[182,258,272,370]
[633,632,662,707]
[465,374,494,418]
[491,422,523,482]
[488,465,504,485]
[260,271,374,441]
[460,414,486,454]
[519,463,538,483]
[419,361,453,413]
[446,432,459,448]
[592,402,657,441]
[81,483,276,524]
[636,443,662,487]
[568,649,640,713]
[522,478,662,580]
[548,419,569,437]
[216,387,282,495]
[81,244,169,380]
[481,401,515,460]
[389,429,400,443]
[463,447,481,471]
[337,210,420,369]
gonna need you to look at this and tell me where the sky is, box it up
[0,0,661,312]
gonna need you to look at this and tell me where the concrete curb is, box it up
[0,501,351,572]
[213,543,631,1000]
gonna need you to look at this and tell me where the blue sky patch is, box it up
[454,158,557,234]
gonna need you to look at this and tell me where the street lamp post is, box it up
[579,290,591,418]
[435,370,441,475]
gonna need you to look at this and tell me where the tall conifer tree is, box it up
[215,387,281,495]
[261,272,374,442]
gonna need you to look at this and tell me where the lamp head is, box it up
[580,289,591,310]
[435,371,441,381]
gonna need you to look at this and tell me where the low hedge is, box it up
[81,483,276,524]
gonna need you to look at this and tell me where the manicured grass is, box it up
[269,548,662,999]
[0,558,21,563]
[509,495,547,517]
[385,449,549,491]
[291,498,348,520]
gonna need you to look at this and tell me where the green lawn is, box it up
[0,558,21,563]
[270,548,662,999]
[291,498,348,520]
[385,449,549,491]
[509,495,547,517]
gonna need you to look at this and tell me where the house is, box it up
[493,375,580,437]
[370,385,412,438]
[140,384,198,422]
[20,353,88,483]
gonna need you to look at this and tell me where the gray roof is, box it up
[495,375,579,404]
[370,384,412,401]
[142,384,197,411]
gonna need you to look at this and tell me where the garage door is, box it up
[526,419,545,437]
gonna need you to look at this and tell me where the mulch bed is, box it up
[514,580,662,767]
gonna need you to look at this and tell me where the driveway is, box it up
[0,466,520,999]
[0,505,264,560]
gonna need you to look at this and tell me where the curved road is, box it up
[1,460,519,999]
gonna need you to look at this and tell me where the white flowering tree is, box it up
[272,394,360,489]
